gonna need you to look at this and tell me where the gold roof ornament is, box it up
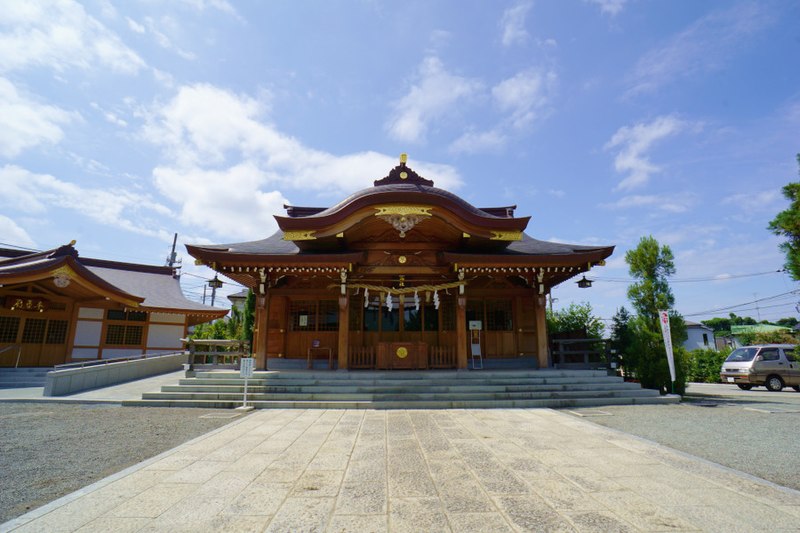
[399,153,408,164]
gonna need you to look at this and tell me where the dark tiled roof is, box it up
[505,234,612,256]
[86,265,225,313]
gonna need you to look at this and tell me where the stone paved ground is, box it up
[4,408,800,532]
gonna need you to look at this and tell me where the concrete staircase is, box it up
[123,369,680,409]
[0,367,50,388]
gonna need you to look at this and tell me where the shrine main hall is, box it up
[187,156,613,372]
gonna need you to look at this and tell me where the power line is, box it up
[588,269,785,284]
[683,290,800,317]
[0,242,41,252]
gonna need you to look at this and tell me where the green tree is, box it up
[775,317,799,328]
[768,154,800,280]
[624,236,688,394]
[546,302,604,338]
[609,306,635,377]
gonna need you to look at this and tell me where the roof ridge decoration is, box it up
[374,205,433,238]
[373,153,434,187]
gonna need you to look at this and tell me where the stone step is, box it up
[193,369,611,380]
[141,388,661,402]
[178,376,625,387]
[123,395,679,410]
[160,382,645,394]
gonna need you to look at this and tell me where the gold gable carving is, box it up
[490,231,523,241]
[282,230,316,241]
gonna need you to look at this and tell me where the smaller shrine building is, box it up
[0,243,227,367]
[188,156,614,371]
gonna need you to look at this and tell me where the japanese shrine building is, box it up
[0,243,227,367]
[187,156,614,371]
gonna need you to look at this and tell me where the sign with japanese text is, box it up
[658,310,676,383]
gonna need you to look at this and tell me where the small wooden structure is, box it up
[187,156,614,371]
[184,338,250,376]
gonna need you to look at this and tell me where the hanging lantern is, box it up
[576,276,592,289]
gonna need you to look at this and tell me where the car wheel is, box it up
[765,375,784,392]
[792,385,800,392]
[736,384,753,390]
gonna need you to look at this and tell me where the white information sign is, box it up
[240,357,255,378]
[658,310,676,383]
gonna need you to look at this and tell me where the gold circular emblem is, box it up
[396,347,408,358]
[398,255,407,264]
[400,171,408,180]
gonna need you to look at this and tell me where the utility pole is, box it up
[167,233,178,268]
[754,293,761,321]
[203,285,207,305]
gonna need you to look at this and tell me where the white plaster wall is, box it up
[71,348,98,359]
[149,312,185,324]
[74,321,102,346]
[102,349,143,359]
[683,328,715,351]
[78,307,104,319]
[146,324,184,349]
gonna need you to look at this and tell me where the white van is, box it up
[719,344,800,392]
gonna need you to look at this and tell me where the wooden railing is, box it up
[349,346,375,369]
[184,339,250,376]
[429,345,456,368]
[551,338,611,370]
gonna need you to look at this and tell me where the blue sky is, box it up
[1,0,799,325]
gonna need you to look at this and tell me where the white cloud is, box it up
[144,83,463,240]
[0,215,36,248]
[492,69,557,129]
[585,0,628,16]
[500,3,531,47]
[604,115,686,191]
[722,190,781,208]
[0,78,76,158]
[126,17,145,33]
[0,165,173,239]
[0,0,146,74]
[449,130,506,154]
[601,193,697,213]
[626,3,773,96]
[385,57,481,144]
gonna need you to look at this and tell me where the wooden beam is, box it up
[456,296,467,369]
[534,295,549,369]
[254,293,269,370]
[337,296,349,370]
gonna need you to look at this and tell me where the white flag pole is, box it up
[658,310,676,394]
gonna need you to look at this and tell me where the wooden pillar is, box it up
[337,295,349,370]
[456,295,468,369]
[534,294,549,369]
[254,293,269,370]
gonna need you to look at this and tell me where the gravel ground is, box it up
[0,403,244,524]
[566,396,800,492]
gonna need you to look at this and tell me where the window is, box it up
[785,349,796,362]
[45,320,68,344]
[0,316,20,343]
[440,296,455,331]
[363,298,380,332]
[702,333,709,346]
[107,310,146,322]
[349,296,362,331]
[423,303,439,332]
[485,300,513,331]
[381,302,399,332]
[403,304,421,331]
[317,300,339,331]
[289,301,316,331]
[105,324,143,346]
[21,319,47,344]
[760,348,779,361]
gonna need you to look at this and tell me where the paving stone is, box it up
[336,483,387,514]
[220,482,291,516]
[73,516,151,533]
[563,510,637,533]
[292,470,344,498]
[494,495,577,532]
[326,514,388,533]
[264,497,334,533]
[389,497,450,533]
[447,512,515,533]
[388,469,438,498]
[590,490,696,531]
[528,478,605,511]
[108,483,197,518]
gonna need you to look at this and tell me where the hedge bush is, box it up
[685,347,731,383]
